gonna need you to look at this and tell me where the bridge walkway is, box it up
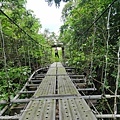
[20,62,97,120]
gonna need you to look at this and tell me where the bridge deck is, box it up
[20,62,97,120]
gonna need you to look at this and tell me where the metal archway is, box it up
[51,43,65,64]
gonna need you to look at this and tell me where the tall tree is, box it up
[0,0,52,101]
[59,0,120,114]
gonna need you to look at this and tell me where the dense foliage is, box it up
[1,0,120,115]
[0,0,52,102]
[59,0,120,113]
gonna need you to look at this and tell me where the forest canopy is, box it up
[0,0,53,101]
[0,0,120,115]
[59,0,120,113]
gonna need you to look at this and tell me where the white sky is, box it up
[26,0,66,34]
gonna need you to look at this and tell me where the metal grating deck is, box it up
[57,62,96,120]
[20,62,97,120]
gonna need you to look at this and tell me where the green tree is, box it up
[59,0,120,114]
[0,0,52,102]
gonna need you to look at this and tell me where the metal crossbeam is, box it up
[19,91,35,94]
[1,95,120,104]
[1,114,120,120]
[77,88,97,91]
[1,62,98,120]
[20,63,57,120]
[57,62,97,120]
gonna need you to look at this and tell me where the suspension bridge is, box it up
[0,0,120,119]
[0,62,120,120]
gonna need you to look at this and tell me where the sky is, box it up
[26,0,66,34]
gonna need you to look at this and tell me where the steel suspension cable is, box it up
[0,9,49,49]
[74,0,118,73]
[82,0,118,36]
[0,9,41,46]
